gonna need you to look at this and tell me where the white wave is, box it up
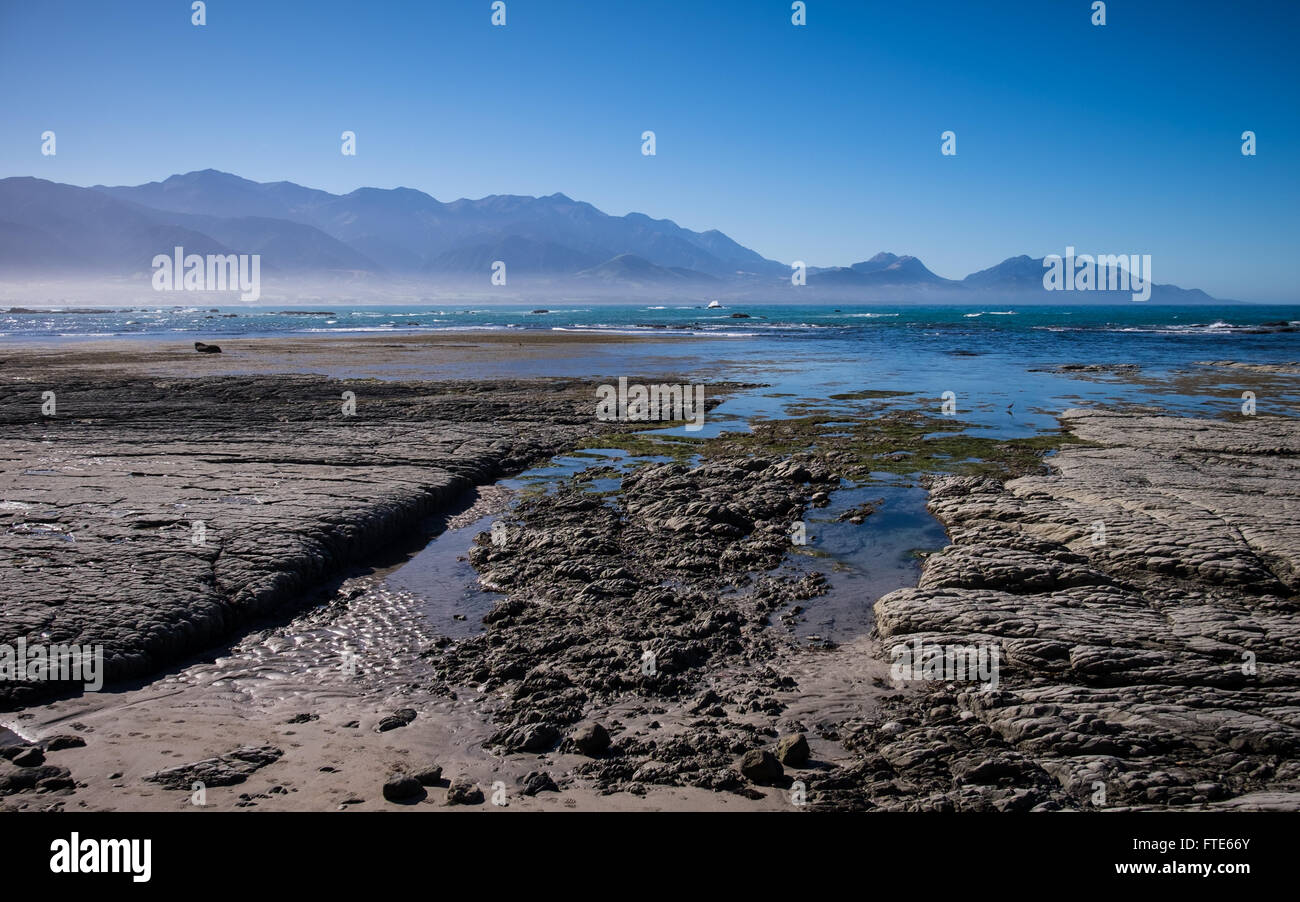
[551,326,755,338]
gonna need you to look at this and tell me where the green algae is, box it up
[577,393,1093,480]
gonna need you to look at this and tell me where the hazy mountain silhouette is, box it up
[90,170,783,278]
[427,235,599,275]
[810,252,953,287]
[0,171,1228,301]
[576,253,719,285]
[0,177,239,274]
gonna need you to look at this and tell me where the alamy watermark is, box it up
[50,833,151,883]
[152,246,261,301]
[1042,246,1151,302]
[0,638,104,691]
[595,377,705,431]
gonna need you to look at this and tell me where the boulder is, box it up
[382,773,423,802]
[43,734,87,751]
[571,722,610,757]
[520,771,558,796]
[445,780,484,805]
[412,765,443,786]
[11,747,45,767]
[736,749,784,784]
[775,733,810,767]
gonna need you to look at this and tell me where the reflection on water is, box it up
[382,448,654,637]
[383,509,503,639]
[788,477,950,644]
[383,441,950,644]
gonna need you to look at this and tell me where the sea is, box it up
[4,301,1297,431]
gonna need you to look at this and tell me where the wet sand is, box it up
[0,330,715,380]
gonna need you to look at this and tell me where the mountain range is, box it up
[0,170,1220,302]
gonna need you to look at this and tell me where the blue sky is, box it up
[1,0,1297,300]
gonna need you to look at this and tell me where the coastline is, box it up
[1,338,1297,811]
[0,330,715,378]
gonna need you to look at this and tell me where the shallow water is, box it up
[373,300,1299,643]
[381,428,951,643]
[382,447,664,638]
[383,508,503,639]
[789,478,951,644]
[14,303,1295,426]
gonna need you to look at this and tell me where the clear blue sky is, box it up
[2,0,1297,300]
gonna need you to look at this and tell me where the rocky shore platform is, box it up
[421,404,1300,811]
[1,340,1296,812]
[817,410,1300,810]
[0,370,618,707]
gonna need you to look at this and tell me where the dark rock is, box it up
[571,722,610,757]
[495,722,560,754]
[413,765,443,786]
[193,342,221,354]
[520,771,559,796]
[144,746,283,790]
[42,735,87,751]
[736,749,784,784]
[445,780,484,805]
[688,689,724,714]
[375,708,417,732]
[37,774,76,792]
[12,747,45,767]
[775,733,810,767]
[382,773,423,802]
[0,764,73,796]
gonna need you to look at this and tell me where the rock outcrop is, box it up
[425,454,833,790]
[0,374,609,707]
[817,410,1300,810]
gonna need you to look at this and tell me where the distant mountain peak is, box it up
[835,252,947,284]
[167,169,257,186]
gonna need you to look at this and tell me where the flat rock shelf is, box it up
[816,409,1300,810]
[0,374,615,707]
